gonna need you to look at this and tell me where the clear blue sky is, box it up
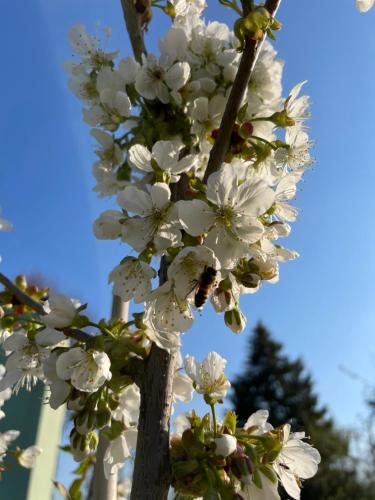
[1,0,375,483]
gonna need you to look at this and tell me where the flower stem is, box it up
[210,403,218,437]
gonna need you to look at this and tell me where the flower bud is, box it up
[75,410,97,435]
[163,1,176,17]
[239,122,254,139]
[225,308,247,334]
[270,110,295,128]
[214,435,237,457]
[15,275,27,290]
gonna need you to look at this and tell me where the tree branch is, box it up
[202,0,282,184]
[0,272,92,343]
[130,257,177,500]
[120,0,147,62]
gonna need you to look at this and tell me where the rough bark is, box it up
[130,345,178,500]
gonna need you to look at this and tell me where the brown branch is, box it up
[130,258,178,500]
[120,0,147,62]
[202,0,282,184]
[0,272,92,343]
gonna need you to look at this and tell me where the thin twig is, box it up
[203,0,282,184]
[120,0,147,62]
[0,272,92,342]
[0,272,45,315]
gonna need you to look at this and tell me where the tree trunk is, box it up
[130,345,177,500]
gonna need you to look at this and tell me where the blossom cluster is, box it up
[67,1,313,353]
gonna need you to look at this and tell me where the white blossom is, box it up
[357,0,375,11]
[93,210,123,240]
[273,424,321,500]
[96,66,131,119]
[43,293,78,329]
[189,95,226,139]
[56,348,112,393]
[184,351,230,402]
[109,258,156,303]
[0,331,49,393]
[117,183,182,253]
[135,54,190,104]
[128,141,197,182]
[144,281,194,352]
[18,445,43,468]
[178,165,274,267]
[275,128,312,169]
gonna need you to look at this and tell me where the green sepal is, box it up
[182,429,206,458]
[223,411,237,434]
[172,459,200,478]
[238,102,248,122]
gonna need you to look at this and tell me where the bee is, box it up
[194,266,218,309]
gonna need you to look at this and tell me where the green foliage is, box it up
[230,323,375,499]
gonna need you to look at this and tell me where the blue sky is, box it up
[1,0,375,486]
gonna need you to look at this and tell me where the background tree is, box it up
[231,323,375,499]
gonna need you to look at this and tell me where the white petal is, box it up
[115,91,131,117]
[119,57,140,84]
[56,347,85,381]
[117,186,153,215]
[207,166,238,207]
[165,62,190,90]
[178,199,215,236]
[35,328,66,347]
[150,183,171,209]
[18,446,42,468]
[173,372,194,403]
[128,144,152,172]
[235,180,275,217]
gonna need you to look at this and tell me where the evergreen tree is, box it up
[231,323,374,500]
